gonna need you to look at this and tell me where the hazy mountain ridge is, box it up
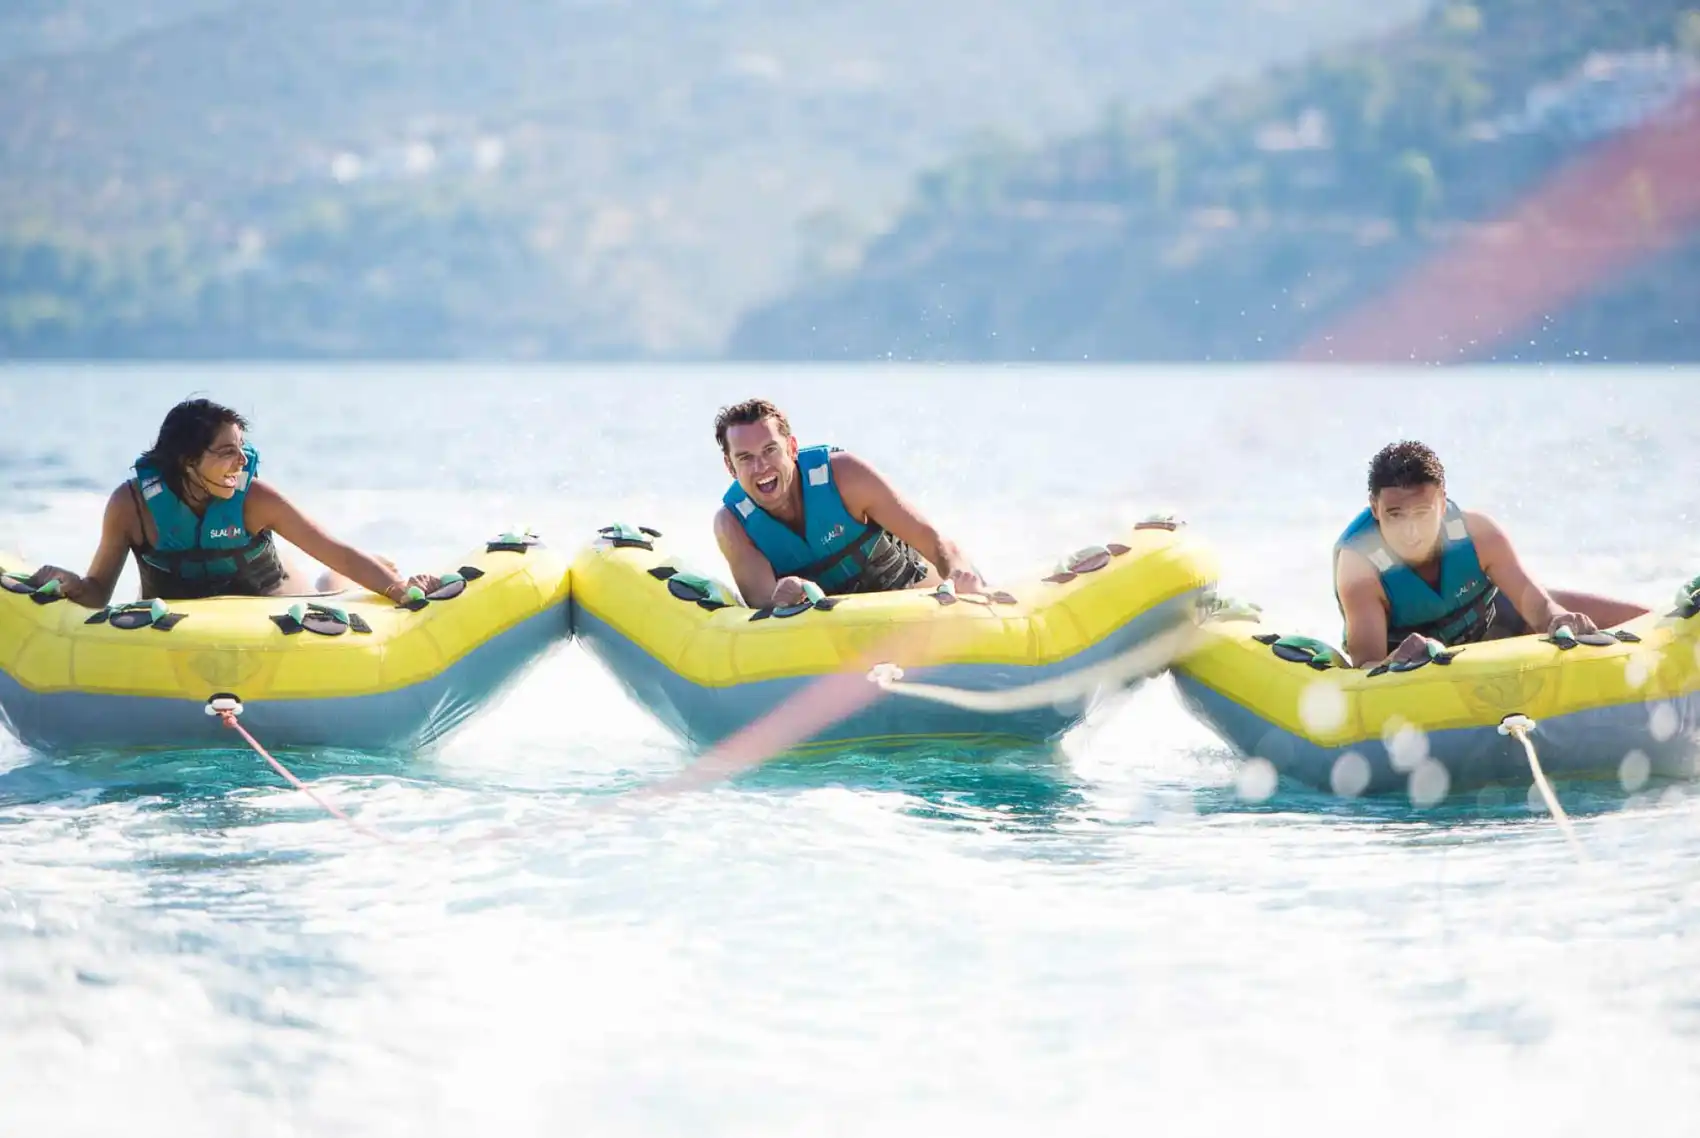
[0,0,1426,357]
[731,0,1700,362]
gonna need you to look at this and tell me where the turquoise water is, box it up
[2,365,1699,1135]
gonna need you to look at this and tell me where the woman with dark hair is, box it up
[25,398,440,606]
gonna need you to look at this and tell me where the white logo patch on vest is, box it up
[1368,547,1394,572]
[208,527,245,540]
[140,477,164,500]
[735,498,755,518]
[807,464,830,487]
[822,524,844,546]
[1444,517,1468,541]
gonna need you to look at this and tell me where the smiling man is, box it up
[1333,440,1647,669]
[711,398,986,608]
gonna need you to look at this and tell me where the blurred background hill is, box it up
[4,0,1696,361]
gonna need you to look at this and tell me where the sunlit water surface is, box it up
[2,365,1697,1136]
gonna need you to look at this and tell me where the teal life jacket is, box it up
[132,443,287,600]
[1333,498,1503,650]
[723,445,928,596]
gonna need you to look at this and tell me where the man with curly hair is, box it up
[1333,440,1646,669]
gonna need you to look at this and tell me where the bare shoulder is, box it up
[1335,545,1381,588]
[713,504,749,545]
[240,477,294,533]
[827,449,877,483]
[828,450,896,500]
[103,481,142,539]
[827,450,892,521]
[245,476,290,512]
[1461,509,1510,552]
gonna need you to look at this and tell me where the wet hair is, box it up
[714,398,791,454]
[138,398,249,500]
[1368,440,1445,497]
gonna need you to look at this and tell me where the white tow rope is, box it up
[1498,714,1588,860]
[866,623,1200,713]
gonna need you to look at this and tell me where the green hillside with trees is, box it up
[731,0,1700,362]
[0,0,1422,359]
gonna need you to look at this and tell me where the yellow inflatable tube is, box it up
[0,531,572,754]
[570,519,1219,752]
[1173,589,1700,796]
